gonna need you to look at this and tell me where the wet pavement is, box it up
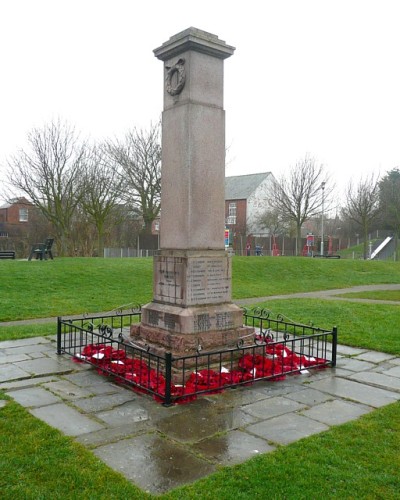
[1,335,400,494]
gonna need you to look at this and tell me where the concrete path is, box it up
[1,334,400,494]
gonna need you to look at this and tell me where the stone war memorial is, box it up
[130,27,254,357]
[57,28,336,406]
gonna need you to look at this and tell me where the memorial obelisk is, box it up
[131,28,252,355]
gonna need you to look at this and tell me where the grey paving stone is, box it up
[192,429,275,465]
[76,421,151,447]
[93,433,216,494]
[4,344,54,356]
[354,351,396,363]
[95,401,149,427]
[63,370,112,387]
[0,337,51,349]
[336,345,367,356]
[0,363,30,382]
[29,351,51,359]
[31,403,104,436]
[0,353,30,364]
[72,391,137,412]
[0,400,8,409]
[155,405,257,443]
[300,399,371,425]
[241,396,306,419]
[336,358,376,372]
[6,386,60,407]
[386,365,400,377]
[14,357,73,376]
[285,388,332,406]
[246,413,329,445]
[0,376,59,390]
[349,371,400,391]
[309,377,400,407]
[42,380,94,400]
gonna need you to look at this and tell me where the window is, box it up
[19,208,28,222]
[226,202,237,225]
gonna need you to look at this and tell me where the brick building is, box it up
[225,172,275,253]
[0,197,45,256]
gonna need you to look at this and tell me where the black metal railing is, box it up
[57,307,337,406]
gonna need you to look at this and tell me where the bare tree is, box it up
[342,173,381,259]
[6,119,86,255]
[105,123,161,234]
[79,145,123,256]
[270,155,332,255]
[379,168,400,258]
[257,207,289,237]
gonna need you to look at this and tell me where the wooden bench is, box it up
[0,251,16,259]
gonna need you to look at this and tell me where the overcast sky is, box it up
[1,0,399,204]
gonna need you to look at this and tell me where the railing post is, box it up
[163,352,173,407]
[331,326,338,367]
[56,316,62,355]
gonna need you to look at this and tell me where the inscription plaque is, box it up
[186,258,230,305]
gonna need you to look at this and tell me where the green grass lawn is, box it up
[1,256,400,498]
[1,256,400,322]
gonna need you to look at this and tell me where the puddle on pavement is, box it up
[94,433,215,494]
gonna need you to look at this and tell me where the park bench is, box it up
[28,238,54,261]
[0,251,16,259]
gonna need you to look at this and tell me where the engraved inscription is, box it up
[148,310,161,326]
[194,314,211,332]
[216,312,234,330]
[186,258,230,304]
[164,313,176,330]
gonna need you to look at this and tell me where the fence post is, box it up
[56,317,62,355]
[331,326,338,367]
[163,352,173,407]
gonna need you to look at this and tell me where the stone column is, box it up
[131,28,252,356]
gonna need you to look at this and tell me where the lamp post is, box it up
[320,182,326,256]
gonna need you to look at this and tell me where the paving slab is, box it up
[0,337,51,349]
[285,388,333,406]
[76,421,151,447]
[241,396,306,419]
[246,413,329,445]
[72,391,137,412]
[155,404,257,443]
[63,370,116,387]
[93,433,216,494]
[0,353,30,364]
[31,403,104,436]
[336,358,376,372]
[348,371,400,392]
[0,363,31,382]
[6,386,60,407]
[192,429,275,465]
[0,400,8,409]
[354,351,396,363]
[3,343,55,356]
[95,401,149,427]
[300,399,371,426]
[42,380,94,400]
[14,357,74,376]
[386,365,400,377]
[336,345,367,356]
[0,375,59,390]
[309,377,400,407]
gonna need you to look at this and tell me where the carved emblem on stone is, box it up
[165,58,186,96]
